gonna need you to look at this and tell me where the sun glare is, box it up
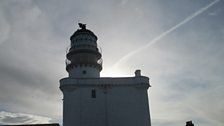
[101,67,130,77]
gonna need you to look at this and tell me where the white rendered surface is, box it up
[60,76,151,126]
[68,66,100,78]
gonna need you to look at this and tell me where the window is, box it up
[91,89,96,98]
[82,70,87,74]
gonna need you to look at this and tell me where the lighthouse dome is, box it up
[70,23,97,41]
[70,28,97,41]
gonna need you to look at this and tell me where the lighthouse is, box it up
[65,23,102,78]
[60,24,151,126]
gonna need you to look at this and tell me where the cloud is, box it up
[0,111,51,125]
[143,29,224,126]
[0,5,10,45]
[113,0,220,68]
[0,0,64,121]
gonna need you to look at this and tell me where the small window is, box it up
[91,89,96,98]
[82,70,87,74]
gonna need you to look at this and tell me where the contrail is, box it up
[113,0,220,68]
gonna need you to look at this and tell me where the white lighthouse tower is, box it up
[60,23,151,126]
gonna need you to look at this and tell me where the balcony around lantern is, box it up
[66,44,102,60]
[65,57,103,72]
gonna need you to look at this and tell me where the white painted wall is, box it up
[60,77,151,126]
[68,66,100,78]
[63,88,106,126]
[107,87,151,126]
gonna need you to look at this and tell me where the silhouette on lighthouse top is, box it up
[78,23,86,29]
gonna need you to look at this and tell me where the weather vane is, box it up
[78,23,86,29]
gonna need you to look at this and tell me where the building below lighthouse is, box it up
[60,23,151,126]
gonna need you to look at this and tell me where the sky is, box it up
[0,0,224,126]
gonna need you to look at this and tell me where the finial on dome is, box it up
[78,23,86,29]
[186,121,194,126]
[135,70,141,77]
